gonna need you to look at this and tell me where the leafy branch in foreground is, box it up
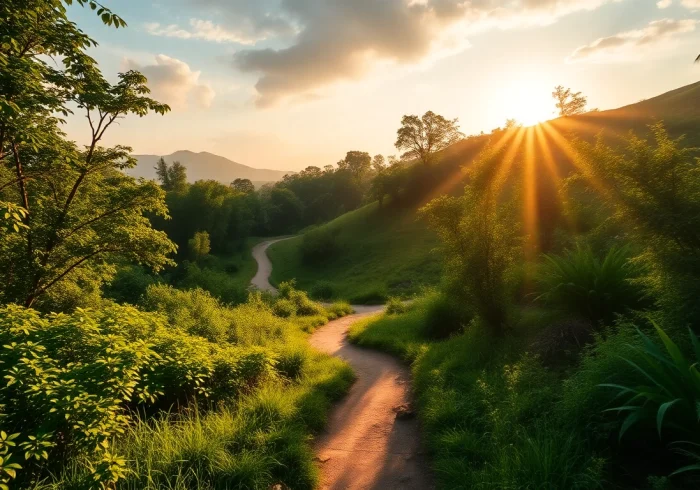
[0,0,174,310]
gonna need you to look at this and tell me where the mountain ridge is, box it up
[129,150,292,185]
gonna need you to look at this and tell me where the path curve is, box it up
[250,239,433,489]
[250,237,293,292]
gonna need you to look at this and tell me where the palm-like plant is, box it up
[535,245,646,325]
[601,323,700,474]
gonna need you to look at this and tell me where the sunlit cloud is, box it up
[657,0,672,7]
[122,55,216,110]
[681,0,700,9]
[144,19,266,45]
[567,18,697,63]
[219,0,621,107]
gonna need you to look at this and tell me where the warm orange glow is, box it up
[523,127,539,262]
[498,77,555,127]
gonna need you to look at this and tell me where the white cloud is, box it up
[144,19,266,45]
[657,0,672,8]
[219,0,620,107]
[567,18,697,62]
[123,55,216,110]
[682,0,700,9]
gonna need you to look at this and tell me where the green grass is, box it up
[268,203,442,303]
[349,295,606,490]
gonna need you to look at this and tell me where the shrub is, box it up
[0,304,278,489]
[310,280,336,300]
[421,293,470,339]
[386,297,408,315]
[602,323,700,475]
[104,265,158,305]
[349,287,388,305]
[278,281,325,317]
[300,227,339,264]
[420,145,521,336]
[175,261,248,305]
[325,301,353,319]
[535,245,647,325]
[273,298,297,318]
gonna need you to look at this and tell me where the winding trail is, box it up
[250,239,433,490]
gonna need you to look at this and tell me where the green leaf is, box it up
[657,398,682,438]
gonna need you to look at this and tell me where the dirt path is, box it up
[250,237,292,292]
[310,312,433,490]
[250,240,433,489]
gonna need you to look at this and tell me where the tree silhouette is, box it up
[552,86,587,117]
[395,111,463,166]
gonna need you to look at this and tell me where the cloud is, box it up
[220,0,618,107]
[657,0,672,8]
[567,18,697,62]
[144,19,266,45]
[682,0,700,9]
[123,55,215,110]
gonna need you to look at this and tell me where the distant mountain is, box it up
[129,150,292,185]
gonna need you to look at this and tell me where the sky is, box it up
[64,0,700,172]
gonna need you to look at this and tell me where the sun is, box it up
[499,76,554,127]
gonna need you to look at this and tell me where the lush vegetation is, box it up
[350,122,700,489]
[0,3,357,489]
[268,203,443,303]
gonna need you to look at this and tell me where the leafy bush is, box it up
[325,301,353,319]
[0,304,276,488]
[420,145,521,336]
[386,297,408,315]
[349,287,388,305]
[421,292,471,339]
[602,323,700,476]
[174,261,248,305]
[104,265,158,305]
[300,227,339,264]
[310,280,336,300]
[278,281,325,316]
[573,124,700,326]
[273,298,297,318]
[536,245,647,325]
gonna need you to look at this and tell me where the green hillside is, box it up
[268,81,700,304]
[267,202,442,303]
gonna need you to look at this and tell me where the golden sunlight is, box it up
[499,76,555,127]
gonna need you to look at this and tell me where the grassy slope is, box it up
[267,202,442,303]
[348,298,611,490]
[268,82,700,305]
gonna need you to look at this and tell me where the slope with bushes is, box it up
[0,283,354,489]
[349,124,700,489]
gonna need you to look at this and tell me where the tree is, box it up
[155,158,187,192]
[231,178,255,194]
[504,118,522,129]
[420,145,521,336]
[188,231,211,259]
[338,151,372,176]
[552,85,587,117]
[372,154,386,173]
[395,111,464,166]
[0,0,175,309]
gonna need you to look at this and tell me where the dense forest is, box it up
[3,1,700,490]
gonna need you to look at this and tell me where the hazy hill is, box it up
[129,150,291,186]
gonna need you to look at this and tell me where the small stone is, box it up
[314,455,331,463]
[393,403,416,419]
